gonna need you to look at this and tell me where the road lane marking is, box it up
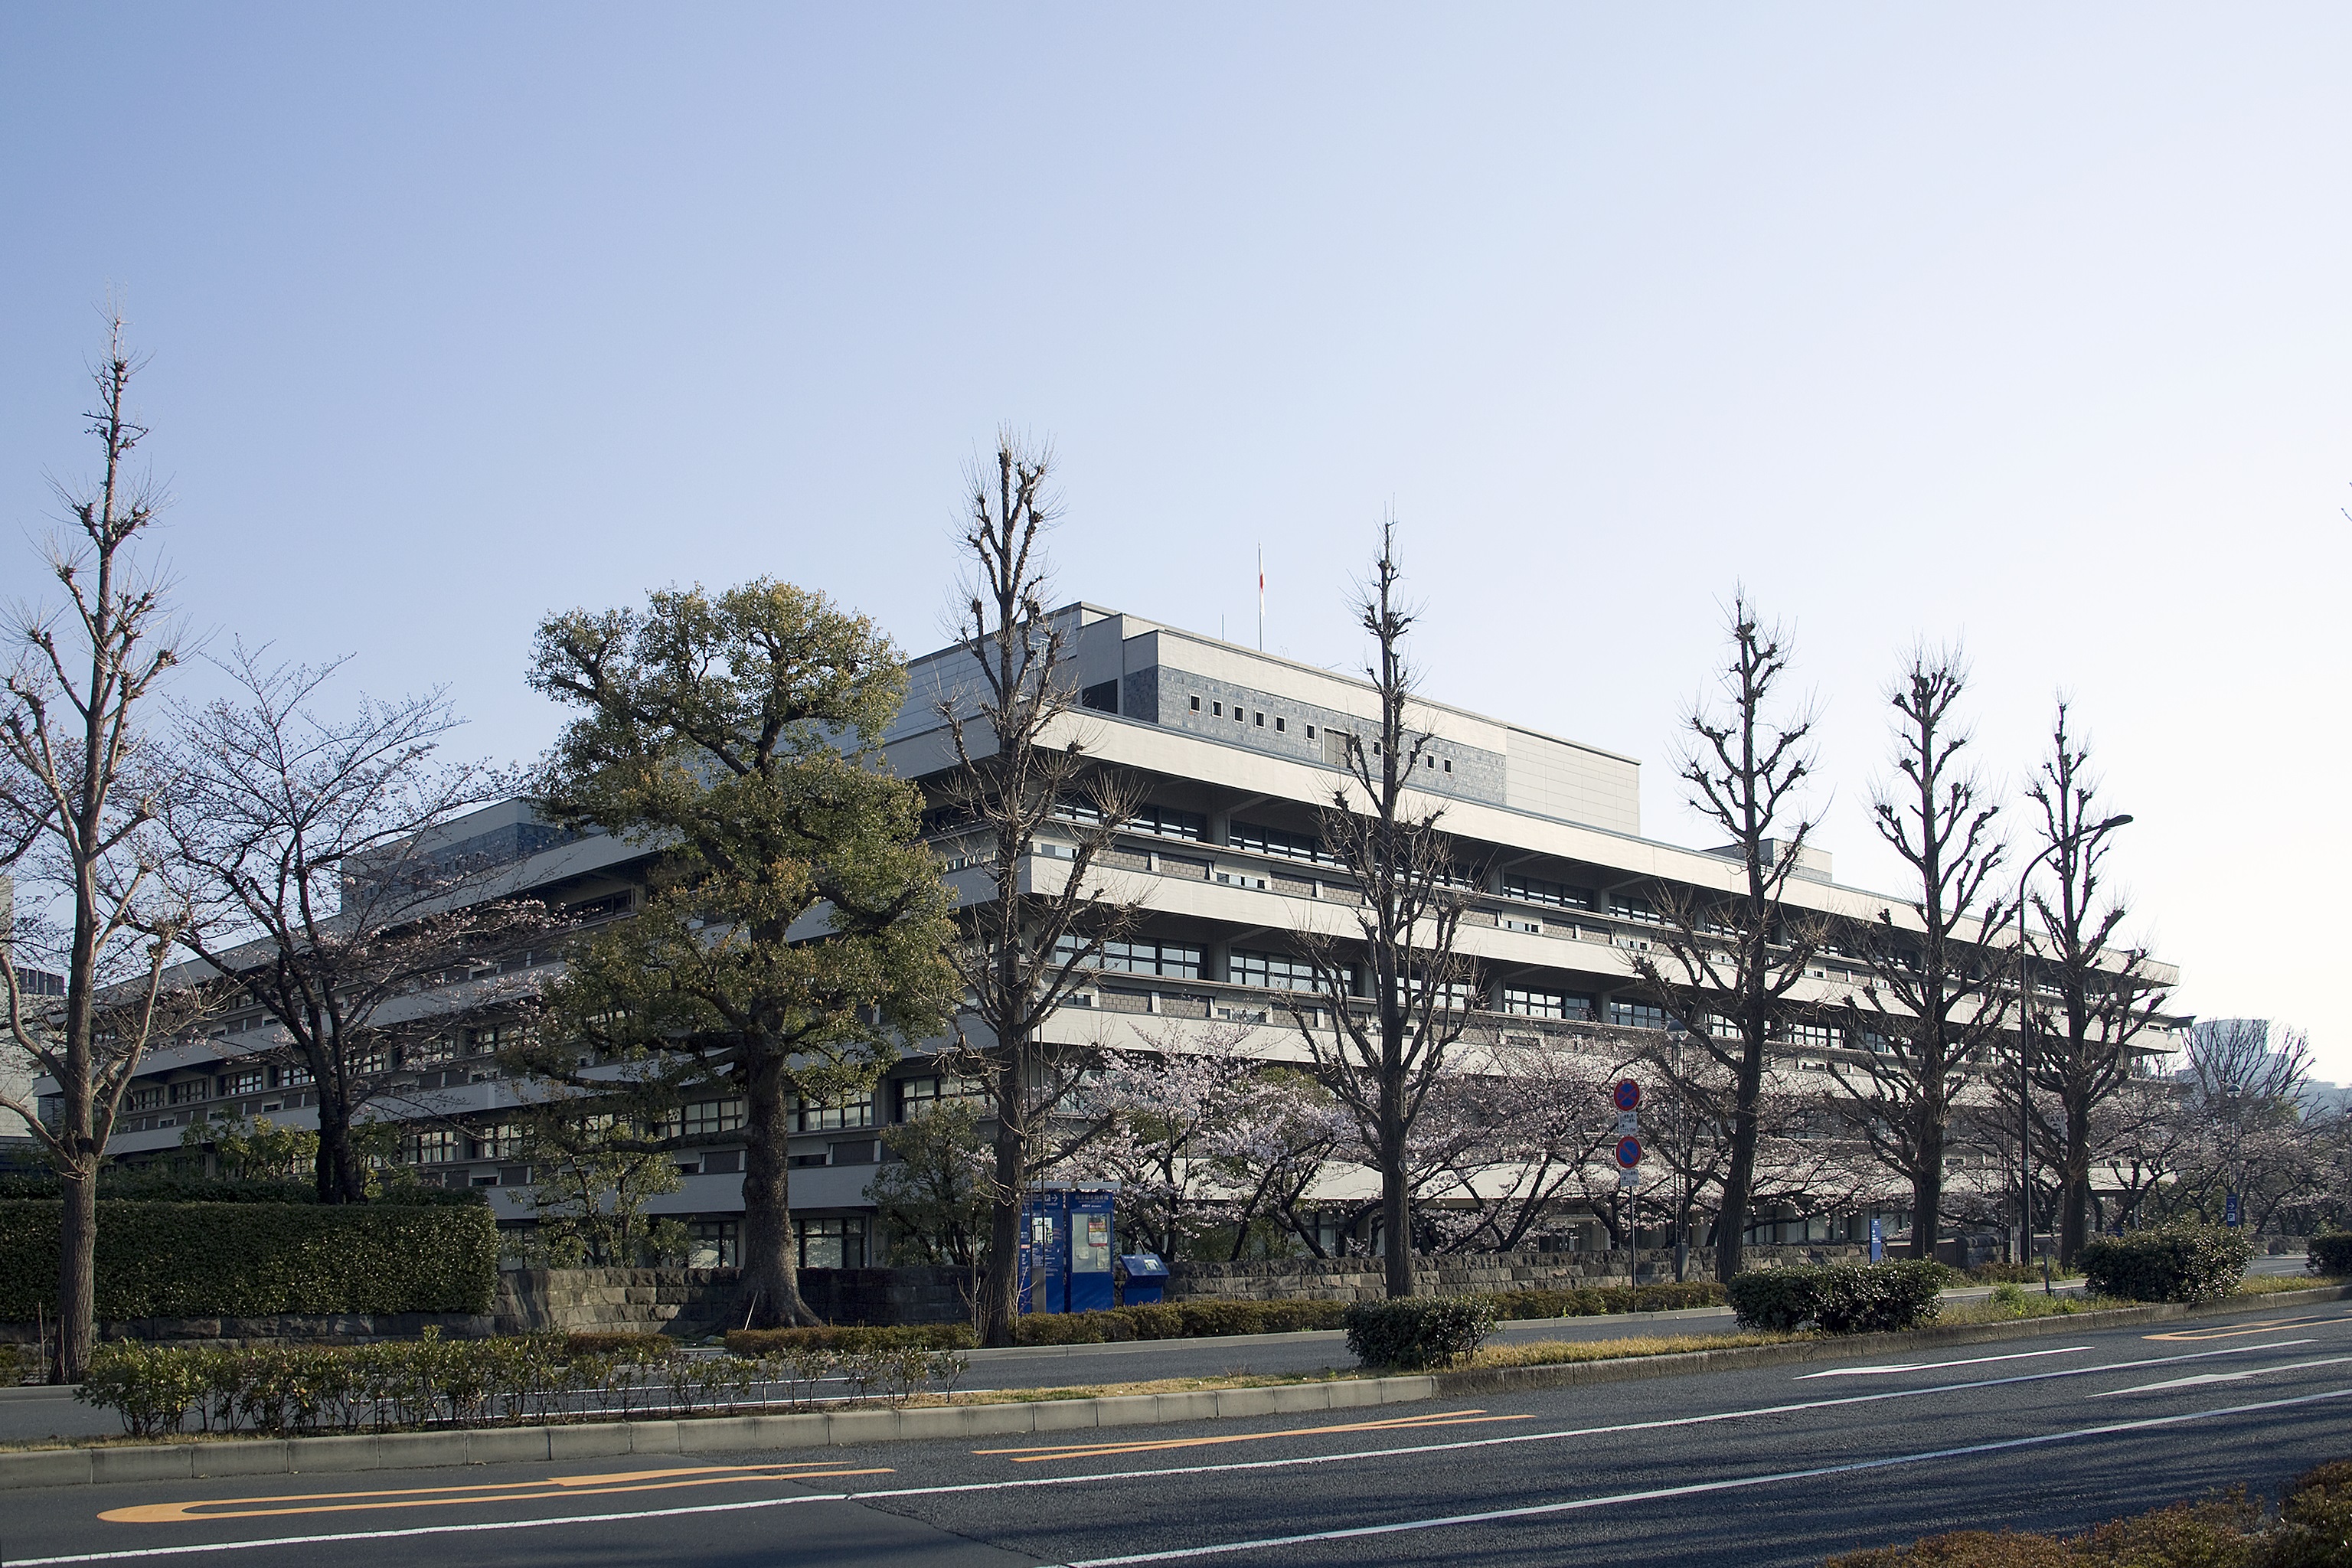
[2089,1353,2352,1399]
[96,1462,893,1524]
[975,1409,1533,1463]
[1798,1347,2090,1379]
[2146,1312,2352,1341]
[14,1335,2341,1563]
[1030,1385,2352,1566]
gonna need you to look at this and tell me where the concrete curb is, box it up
[5,1283,2342,1491]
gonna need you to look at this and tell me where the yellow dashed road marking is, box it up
[100,1462,891,1524]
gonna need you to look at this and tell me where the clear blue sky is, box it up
[5,7,2347,1073]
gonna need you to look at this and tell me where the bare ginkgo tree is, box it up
[2018,703,2167,1264]
[1826,650,2011,1261]
[1634,593,1823,1282]
[937,437,1143,1346]
[1285,524,1480,1298]
[0,322,200,1381]
[163,645,550,1203]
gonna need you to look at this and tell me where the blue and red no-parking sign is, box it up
[1613,1078,1642,1112]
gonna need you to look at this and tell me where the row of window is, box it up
[1187,694,1308,740]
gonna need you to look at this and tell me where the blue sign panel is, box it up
[1067,1189,1116,1314]
[1869,1217,1883,1263]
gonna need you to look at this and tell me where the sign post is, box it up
[1614,1097,1642,1289]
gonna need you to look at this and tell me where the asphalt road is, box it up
[0,1255,2316,1444]
[5,1288,2347,1567]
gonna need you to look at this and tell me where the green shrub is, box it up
[1488,1282,1726,1321]
[0,1173,484,1206]
[1341,1295,1497,1369]
[1727,1261,1949,1333]
[2269,1460,2352,1568]
[564,1331,671,1360]
[2077,1225,2256,1304]
[0,1200,498,1320]
[2306,1232,2352,1277]
[724,1324,977,1356]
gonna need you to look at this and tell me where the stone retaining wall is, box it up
[1166,1244,1877,1302]
[0,1312,494,1357]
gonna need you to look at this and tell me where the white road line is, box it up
[1799,1346,2091,1379]
[1036,1386,2352,1567]
[2089,1354,2352,1398]
[5,1337,2334,1566]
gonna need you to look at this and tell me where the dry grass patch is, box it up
[2234,1272,2344,1296]
[1466,1331,1799,1370]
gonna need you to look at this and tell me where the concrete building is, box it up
[36,603,2181,1264]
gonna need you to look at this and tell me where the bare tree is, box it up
[1826,650,2011,1261]
[163,647,549,1202]
[1634,593,1822,1281]
[2019,704,2168,1264]
[937,437,1143,1346]
[0,322,197,1380]
[1284,523,1479,1298]
[2092,1074,2196,1232]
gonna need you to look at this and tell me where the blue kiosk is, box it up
[1018,1183,1119,1315]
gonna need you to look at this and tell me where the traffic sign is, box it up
[1616,1168,1639,1188]
[1868,1217,1883,1263]
[1615,1110,1638,1137]
[1613,1079,1642,1112]
[2225,1192,2241,1227]
[1614,1135,1642,1168]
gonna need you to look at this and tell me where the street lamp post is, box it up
[2011,813,2132,1269]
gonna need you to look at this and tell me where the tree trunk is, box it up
[2060,1093,2092,1266]
[978,1082,1024,1347]
[313,1078,367,1205]
[738,1060,818,1328]
[54,1166,96,1384]
[1714,1044,1766,1283]
[1913,1119,1945,1263]
[1380,1131,1414,1298]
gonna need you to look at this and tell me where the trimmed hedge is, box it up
[1342,1295,1498,1369]
[2308,1231,2352,1277]
[78,1331,970,1438]
[1491,1282,1726,1318]
[726,1324,978,1355]
[2076,1225,2255,1304]
[0,1200,498,1320]
[1007,1299,1349,1345]
[1727,1261,1950,1333]
[0,1174,485,1206]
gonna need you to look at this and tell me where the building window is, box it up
[683,1098,746,1137]
[1212,702,1222,717]
[1228,821,1322,863]
[796,1217,866,1269]
[1305,725,1316,740]
[1395,974,1479,1011]
[1130,804,1208,841]
[1502,986,1596,1021]
[1230,949,1319,992]
[1609,1001,1670,1031]
[1058,935,1204,978]
[1190,695,1200,712]
[1610,895,1662,926]
[1254,712,1264,726]
[1505,874,1596,911]
[470,1122,525,1161]
[405,1036,456,1069]
[793,1093,874,1132]
[690,1220,739,1268]
[897,1074,984,1119]
[1775,1021,1841,1051]
[168,1079,208,1106]
[270,1063,313,1089]
[218,1069,265,1097]
[470,1022,528,1057]
[1275,717,1285,733]
[406,1129,459,1165]
[1442,760,1452,773]
[128,1086,165,1112]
